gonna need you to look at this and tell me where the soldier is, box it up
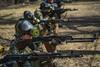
[40,0,64,19]
[14,10,57,67]
[14,10,43,67]
[40,0,57,18]
[34,0,58,53]
[15,11,41,51]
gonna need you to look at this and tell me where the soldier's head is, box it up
[23,11,34,20]
[34,9,43,20]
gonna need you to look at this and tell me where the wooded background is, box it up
[0,0,38,4]
[0,0,100,8]
[0,0,99,5]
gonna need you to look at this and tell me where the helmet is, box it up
[23,11,34,20]
[17,20,40,37]
[34,9,43,20]
[20,20,34,31]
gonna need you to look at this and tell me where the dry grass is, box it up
[64,1,100,17]
[0,25,14,39]
[0,2,40,20]
[0,1,100,67]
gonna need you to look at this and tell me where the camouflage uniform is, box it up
[15,11,41,51]
[13,11,43,67]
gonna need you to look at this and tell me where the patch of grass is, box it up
[0,24,15,40]
[0,1,100,67]
[0,3,40,20]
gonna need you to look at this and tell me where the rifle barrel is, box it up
[40,19,100,25]
[66,38,96,42]
[58,50,100,56]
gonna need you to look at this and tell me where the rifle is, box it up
[39,18,100,26]
[40,7,78,18]
[0,50,100,64]
[31,35,97,43]
[53,8,78,14]
[47,8,78,18]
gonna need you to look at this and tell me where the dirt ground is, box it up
[0,1,100,67]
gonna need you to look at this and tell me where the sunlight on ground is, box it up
[0,1,100,67]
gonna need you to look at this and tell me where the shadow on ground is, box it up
[60,16,100,33]
[0,13,18,24]
[0,4,34,10]
[0,15,100,33]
